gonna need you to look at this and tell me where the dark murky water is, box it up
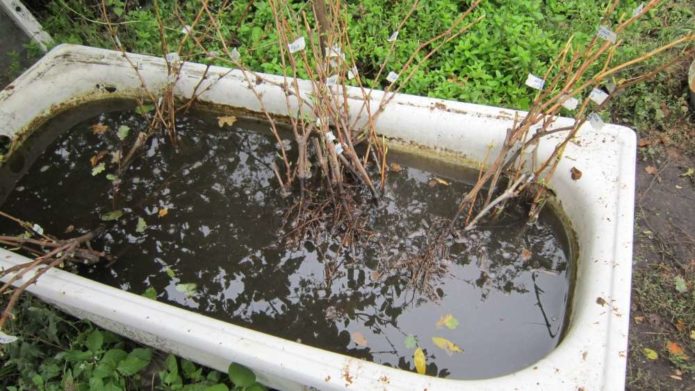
[0,102,574,379]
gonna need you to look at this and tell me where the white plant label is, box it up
[230,47,240,62]
[561,95,579,110]
[597,25,617,44]
[165,52,180,64]
[347,66,358,80]
[326,74,339,85]
[386,71,399,83]
[588,112,605,130]
[325,45,343,59]
[589,88,609,105]
[181,25,192,35]
[334,143,344,155]
[525,73,545,90]
[0,331,18,344]
[326,131,336,143]
[633,2,645,17]
[288,37,306,53]
[387,31,399,42]
[32,223,44,235]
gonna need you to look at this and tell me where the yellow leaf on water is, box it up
[90,123,109,135]
[436,314,460,330]
[217,115,237,127]
[432,337,463,355]
[158,208,169,218]
[413,348,426,375]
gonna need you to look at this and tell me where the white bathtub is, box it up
[0,45,635,390]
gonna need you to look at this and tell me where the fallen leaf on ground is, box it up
[666,341,689,360]
[91,123,109,135]
[680,167,694,178]
[89,150,108,167]
[135,217,147,233]
[675,319,686,332]
[638,138,651,147]
[158,208,169,218]
[431,337,463,355]
[644,166,658,175]
[101,210,123,222]
[674,275,688,293]
[413,348,426,374]
[436,314,460,330]
[351,332,368,347]
[633,316,644,324]
[390,162,402,173]
[690,330,695,340]
[217,115,237,127]
[642,348,658,360]
[570,167,582,180]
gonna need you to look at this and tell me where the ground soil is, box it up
[627,130,695,390]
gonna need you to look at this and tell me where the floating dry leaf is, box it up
[436,314,460,330]
[644,165,658,175]
[90,123,109,135]
[413,348,426,374]
[158,208,169,218]
[217,115,237,127]
[351,332,368,347]
[675,319,686,332]
[431,337,463,355]
[570,167,582,180]
[389,162,402,173]
[428,177,449,187]
[642,348,658,360]
[520,248,533,262]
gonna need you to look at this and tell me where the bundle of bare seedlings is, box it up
[0,212,108,330]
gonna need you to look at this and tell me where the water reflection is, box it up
[0,109,572,379]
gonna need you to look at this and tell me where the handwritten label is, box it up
[525,73,545,90]
[165,52,180,64]
[230,47,240,62]
[588,112,605,130]
[589,88,609,105]
[633,3,645,17]
[561,95,579,110]
[347,66,358,80]
[597,25,617,44]
[386,71,399,83]
[288,36,306,53]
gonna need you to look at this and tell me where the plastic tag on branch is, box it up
[560,95,579,110]
[347,66,358,80]
[0,331,18,344]
[525,73,545,90]
[589,88,609,105]
[326,74,339,85]
[334,143,344,155]
[181,25,192,35]
[386,71,399,83]
[288,37,306,54]
[326,131,336,143]
[230,47,241,62]
[588,112,605,130]
[597,25,617,44]
[165,52,181,64]
[32,223,44,235]
[325,45,343,59]
[633,2,645,17]
[387,31,399,42]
